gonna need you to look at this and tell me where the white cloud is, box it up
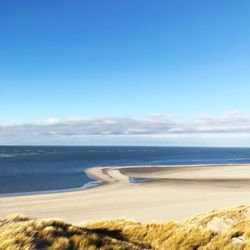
[1,111,250,145]
[33,117,61,126]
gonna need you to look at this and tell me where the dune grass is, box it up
[1,205,250,249]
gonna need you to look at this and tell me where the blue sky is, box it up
[1,1,250,145]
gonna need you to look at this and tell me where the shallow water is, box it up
[1,146,250,194]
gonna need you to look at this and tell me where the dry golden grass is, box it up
[1,205,250,249]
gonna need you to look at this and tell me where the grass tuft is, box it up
[1,205,250,249]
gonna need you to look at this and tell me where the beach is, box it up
[1,164,250,224]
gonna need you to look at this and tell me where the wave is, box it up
[0,153,17,158]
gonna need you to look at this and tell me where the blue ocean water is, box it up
[1,146,250,194]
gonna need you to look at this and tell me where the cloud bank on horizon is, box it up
[1,111,250,146]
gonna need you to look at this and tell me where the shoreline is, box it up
[0,179,102,198]
[0,164,207,197]
[1,163,250,223]
[0,163,249,198]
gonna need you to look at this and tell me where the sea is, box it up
[1,146,250,195]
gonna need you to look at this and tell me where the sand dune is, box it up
[1,164,250,224]
[1,205,250,249]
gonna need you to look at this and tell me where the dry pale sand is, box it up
[1,164,250,224]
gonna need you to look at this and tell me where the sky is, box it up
[1,1,250,146]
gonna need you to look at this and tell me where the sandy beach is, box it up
[1,164,250,224]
